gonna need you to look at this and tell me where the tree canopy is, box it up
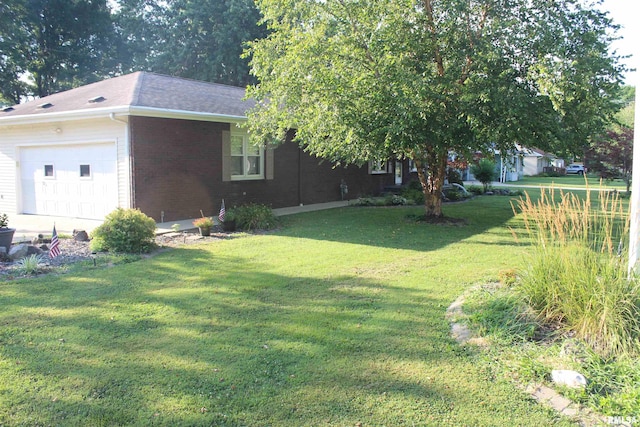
[246,0,626,217]
[0,0,117,103]
[0,0,267,104]
[114,0,268,86]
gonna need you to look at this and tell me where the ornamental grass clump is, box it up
[512,187,640,357]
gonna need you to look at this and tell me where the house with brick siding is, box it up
[0,72,398,222]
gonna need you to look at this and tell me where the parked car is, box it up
[566,164,586,175]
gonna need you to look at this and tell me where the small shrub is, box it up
[193,217,214,228]
[16,254,47,275]
[90,208,157,253]
[466,185,484,195]
[384,194,408,206]
[228,204,278,231]
[446,168,464,185]
[443,189,462,201]
[470,159,497,193]
[354,197,372,206]
[401,181,424,204]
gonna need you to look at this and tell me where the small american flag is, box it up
[218,199,226,223]
[49,225,61,258]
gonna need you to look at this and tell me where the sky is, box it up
[599,0,639,84]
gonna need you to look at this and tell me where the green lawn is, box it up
[0,194,577,426]
[516,174,628,189]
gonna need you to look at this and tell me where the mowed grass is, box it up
[518,174,627,189]
[0,194,576,426]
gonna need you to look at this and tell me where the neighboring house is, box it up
[521,146,561,176]
[0,72,395,222]
[460,149,524,183]
[494,149,524,182]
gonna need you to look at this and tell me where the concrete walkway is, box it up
[9,200,351,243]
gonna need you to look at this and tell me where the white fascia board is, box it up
[128,106,247,124]
[0,105,132,126]
[0,105,248,127]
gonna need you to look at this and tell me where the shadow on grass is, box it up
[0,249,467,425]
[272,195,531,252]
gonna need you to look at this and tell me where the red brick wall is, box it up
[130,116,394,221]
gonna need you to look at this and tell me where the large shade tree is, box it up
[246,0,625,218]
[0,0,118,102]
[115,0,268,86]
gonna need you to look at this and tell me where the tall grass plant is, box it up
[513,187,639,357]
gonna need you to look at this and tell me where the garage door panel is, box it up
[20,144,118,220]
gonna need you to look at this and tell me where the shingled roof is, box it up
[0,72,253,123]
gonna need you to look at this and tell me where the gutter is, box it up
[0,106,248,126]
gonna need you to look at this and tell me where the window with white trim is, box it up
[369,160,389,174]
[231,133,264,180]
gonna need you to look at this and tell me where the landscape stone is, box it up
[73,230,89,242]
[26,246,43,256]
[8,244,29,260]
[551,369,587,388]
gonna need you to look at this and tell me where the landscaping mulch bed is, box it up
[0,228,236,281]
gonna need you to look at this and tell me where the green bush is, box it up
[227,204,278,231]
[90,208,157,253]
[401,181,424,204]
[466,185,484,195]
[446,168,464,185]
[16,254,47,275]
[443,188,462,201]
[353,197,377,206]
[384,194,409,206]
[470,159,497,193]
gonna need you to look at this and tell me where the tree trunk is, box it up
[414,150,448,218]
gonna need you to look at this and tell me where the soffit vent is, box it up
[88,96,106,103]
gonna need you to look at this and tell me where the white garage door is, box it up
[21,143,118,219]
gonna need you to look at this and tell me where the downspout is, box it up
[298,144,303,206]
[109,113,134,209]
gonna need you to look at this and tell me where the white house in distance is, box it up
[520,146,564,176]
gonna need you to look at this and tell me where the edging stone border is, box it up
[446,286,607,427]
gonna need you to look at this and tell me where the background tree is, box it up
[246,0,625,218]
[586,128,633,193]
[614,85,634,129]
[585,85,634,194]
[0,0,119,101]
[470,159,498,194]
[115,0,267,86]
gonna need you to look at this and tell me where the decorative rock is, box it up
[73,230,89,242]
[33,234,51,244]
[551,369,587,388]
[26,246,43,256]
[8,244,29,260]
